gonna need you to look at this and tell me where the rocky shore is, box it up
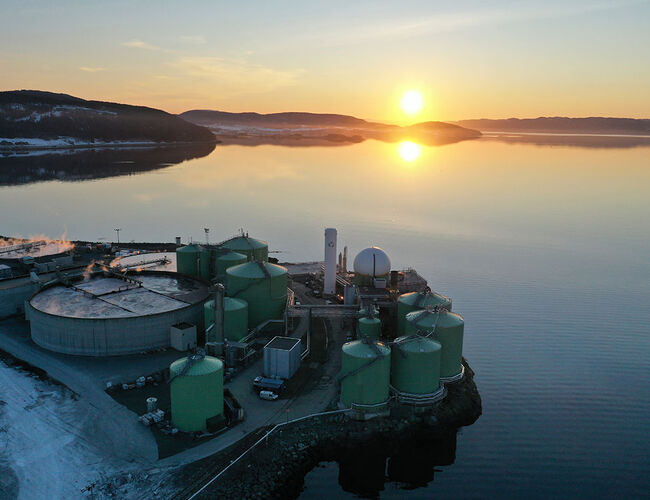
[181,359,481,499]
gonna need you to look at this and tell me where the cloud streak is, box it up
[288,0,648,49]
[167,56,302,96]
[79,66,106,73]
[179,35,207,45]
[122,39,160,50]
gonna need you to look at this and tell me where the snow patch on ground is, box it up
[1,105,118,123]
[0,138,157,147]
[0,360,124,499]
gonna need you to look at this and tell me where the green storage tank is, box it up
[220,236,269,262]
[391,336,442,394]
[215,251,247,281]
[170,355,224,432]
[176,244,200,277]
[176,244,211,281]
[204,297,249,341]
[340,340,391,408]
[226,261,287,328]
[405,310,464,378]
[358,316,382,340]
[397,291,452,336]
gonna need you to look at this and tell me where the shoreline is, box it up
[170,360,481,499]
[0,139,219,154]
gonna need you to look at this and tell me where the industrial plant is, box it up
[0,228,473,496]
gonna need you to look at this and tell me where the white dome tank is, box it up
[353,247,391,276]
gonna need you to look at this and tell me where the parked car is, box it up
[259,390,279,401]
[253,376,286,394]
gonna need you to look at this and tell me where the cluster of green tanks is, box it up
[175,235,289,335]
[170,234,288,432]
[176,235,269,281]
[340,290,465,410]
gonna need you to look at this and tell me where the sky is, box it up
[1,0,649,121]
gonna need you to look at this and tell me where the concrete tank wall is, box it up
[28,300,205,356]
[0,281,38,318]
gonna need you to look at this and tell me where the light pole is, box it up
[114,228,121,246]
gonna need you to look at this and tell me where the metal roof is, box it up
[265,336,300,351]
[226,261,287,279]
[170,356,223,377]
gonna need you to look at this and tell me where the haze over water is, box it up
[1,137,650,498]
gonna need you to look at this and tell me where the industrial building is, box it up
[0,225,470,461]
[0,237,83,319]
[263,336,301,380]
[27,270,209,356]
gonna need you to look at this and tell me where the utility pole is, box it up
[114,228,121,246]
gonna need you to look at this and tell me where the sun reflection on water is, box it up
[397,141,422,162]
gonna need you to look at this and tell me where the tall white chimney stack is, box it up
[324,228,337,295]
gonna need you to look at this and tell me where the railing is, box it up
[185,408,351,500]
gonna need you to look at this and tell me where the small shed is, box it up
[170,322,197,351]
[263,336,301,380]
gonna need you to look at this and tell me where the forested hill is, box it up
[455,117,650,135]
[0,90,216,143]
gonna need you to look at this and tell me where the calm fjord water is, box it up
[1,138,649,498]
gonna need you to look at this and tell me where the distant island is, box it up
[454,117,650,136]
[0,90,216,152]
[179,110,481,146]
[3,90,647,153]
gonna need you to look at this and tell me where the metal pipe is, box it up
[214,283,225,344]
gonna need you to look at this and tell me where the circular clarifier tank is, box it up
[0,238,74,262]
[27,271,210,356]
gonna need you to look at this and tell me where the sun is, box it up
[397,141,422,162]
[400,90,424,115]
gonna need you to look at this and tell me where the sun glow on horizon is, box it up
[400,90,424,116]
[397,141,422,162]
